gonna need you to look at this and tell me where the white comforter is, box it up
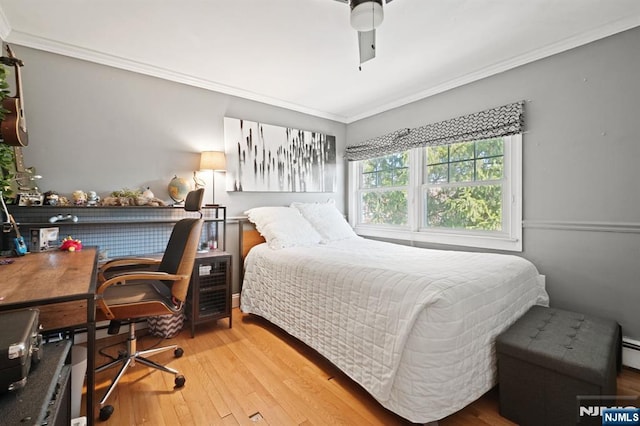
[241,237,548,423]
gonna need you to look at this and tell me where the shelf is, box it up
[16,218,225,227]
[8,205,223,210]
[6,205,227,258]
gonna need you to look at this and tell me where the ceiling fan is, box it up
[334,0,395,68]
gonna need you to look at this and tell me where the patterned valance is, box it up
[345,101,525,161]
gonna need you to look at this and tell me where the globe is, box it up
[168,175,191,202]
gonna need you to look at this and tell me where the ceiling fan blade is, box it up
[333,0,394,3]
[358,29,376,65]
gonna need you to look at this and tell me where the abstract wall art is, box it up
[224,117,336,192]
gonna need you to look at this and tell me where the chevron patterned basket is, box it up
[147,311,185,338]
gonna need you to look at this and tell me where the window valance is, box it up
[345,101,524,161]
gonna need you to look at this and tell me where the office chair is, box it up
[95,188,204,421]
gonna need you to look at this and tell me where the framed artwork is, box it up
[224,117,336,192]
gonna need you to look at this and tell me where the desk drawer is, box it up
[38,301,87,331]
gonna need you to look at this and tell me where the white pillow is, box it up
[244,206,322,249]
[291,200,357,243]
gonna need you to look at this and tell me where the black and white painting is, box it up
[224,117,336,192]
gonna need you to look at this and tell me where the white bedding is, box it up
[241,237,548,423]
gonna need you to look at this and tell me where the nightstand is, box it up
[186,251,232,337]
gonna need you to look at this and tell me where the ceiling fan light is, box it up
[350,0,384,32]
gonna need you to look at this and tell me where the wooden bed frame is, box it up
[241,229,264,259]
[238,219,265,284]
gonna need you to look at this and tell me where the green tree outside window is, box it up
[424,138,504,231]
[360,152,409,226]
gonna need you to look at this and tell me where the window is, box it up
[349,135,522,251]
[358,152,409,226]
[424,138,504,231]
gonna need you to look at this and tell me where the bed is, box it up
[240,202,549,424]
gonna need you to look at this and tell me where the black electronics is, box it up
[0,309,42,392]
[0,341,72,426]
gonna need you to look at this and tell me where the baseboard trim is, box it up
[232,292,240,309]
[623,337,640,370]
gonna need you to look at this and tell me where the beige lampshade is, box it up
[200,151,226,171]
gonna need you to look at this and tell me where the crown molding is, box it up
[2,13,639,124]
[4,30,348,123]
[345,15,640,123]
[0,7,11,41]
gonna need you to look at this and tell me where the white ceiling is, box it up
[0,0,639,123]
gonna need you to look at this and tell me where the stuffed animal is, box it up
[59,236,83,252]
[134,196,167,207]
[72,190,87,206]
[100,196,166,207]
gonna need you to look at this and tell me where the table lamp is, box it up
[199,151,226,206]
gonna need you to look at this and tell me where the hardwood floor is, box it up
[86,308,640,425]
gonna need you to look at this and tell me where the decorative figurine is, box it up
[44,191,59,206]
[72,190,87,206]
[86,191,100,206]
[142,187,155,199]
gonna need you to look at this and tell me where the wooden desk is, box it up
[0,247,98,426]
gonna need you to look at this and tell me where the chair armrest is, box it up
[97,271,190,294]
[100,257,161,270]
[99,257,162,281]
[96,271,190,320]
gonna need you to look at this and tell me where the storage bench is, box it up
[496,305,620,426]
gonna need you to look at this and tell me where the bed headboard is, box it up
[239,219,265,260]
[238,219,265,288]
[241,229,264,259]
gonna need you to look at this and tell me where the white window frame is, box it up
[348,135,522,252]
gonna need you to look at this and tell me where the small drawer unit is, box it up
[186,251,232,337]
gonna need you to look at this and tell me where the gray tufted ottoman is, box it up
[496,305,620,426]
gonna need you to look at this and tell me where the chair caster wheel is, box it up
[174,347,184,358]
[99,405,114,421]
[175,374,186,388]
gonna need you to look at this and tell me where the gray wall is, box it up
[7,26,639,339]
[10,46,346,294]
[347,27,640,340]
[13,47,347,218]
